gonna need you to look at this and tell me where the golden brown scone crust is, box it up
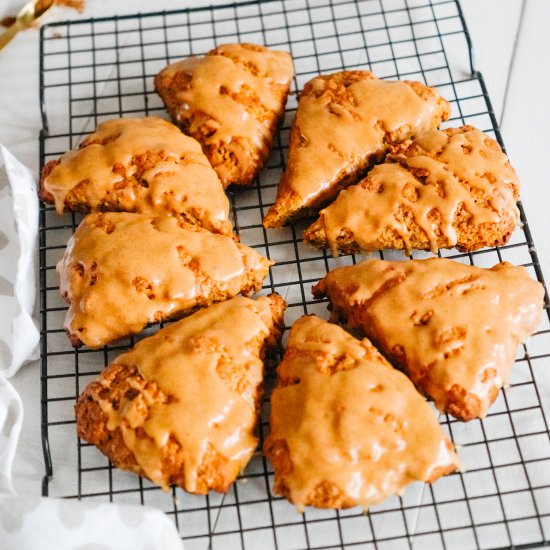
[77,294,285,494]
[264,315,460,510]
[262,71,450,228]
[304,126,521,256]
[312,258,544,421]
[154,43,294,187]
[39,117,232,235]
[58,212,273,348]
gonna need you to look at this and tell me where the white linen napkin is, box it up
[0,145,39,378]
[0,495,183,550]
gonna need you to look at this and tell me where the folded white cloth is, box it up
[0,495,183,550]
[0,376,22,495]
[0,144,39,498]
[0,145,39,379]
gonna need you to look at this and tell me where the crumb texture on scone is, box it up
[58,212,273,348]
[39,116,232,235]
[312,258,544,420]
[264,315,460,510]
[154,43,294,187]
[76,294,286,494]
[262,71,450,228]
[305,126,521,256]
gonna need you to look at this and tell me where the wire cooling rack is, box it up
[38,1,550,548]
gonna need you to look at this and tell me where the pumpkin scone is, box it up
[312,258,544,421]
[304,126,521,256]
[262,71,450,228]
[76,294,285,494]
[154,43,294,187]
[58,212,273,348]
[39,117,232,235]
[264,315,460,511]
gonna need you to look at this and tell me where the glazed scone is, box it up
[155,43,294,187]
[58,212,273,348]
[262,71,450,228]
[264,315,460,510]
[312,258,544,421]
[76,294,285,494]
[39,117,232,235]
[305,126,521,256]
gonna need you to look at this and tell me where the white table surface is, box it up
[0,0,548,514]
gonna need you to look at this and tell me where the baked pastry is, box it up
[39,117,232,235]
[262,71,450,228]
[304,126,521,256]
[155,43,294,187]
[76,294,285,494]
[312,258,544,421]
[58,212,273,348]
[264,315,460,510]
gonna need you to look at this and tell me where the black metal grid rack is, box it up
[38,1,550,548]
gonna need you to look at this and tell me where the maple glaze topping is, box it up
[43,117,231,234]
[313,258,544,419]
[94,296,279,492]
[160,43,294,150]
[312,126,521,256]
[265,315,460,510]
[294,77,441,201]
[58,212,272,349]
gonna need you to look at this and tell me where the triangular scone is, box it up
[264,315,460,510]
[76,294,285,494]
[155,43,294,188]
[305,126,521,256]
[58,212,273,348]
[262,71,450,228]
[312,258,544,421]
[39,117,232,235]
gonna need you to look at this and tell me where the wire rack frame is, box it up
[37,1,550,549]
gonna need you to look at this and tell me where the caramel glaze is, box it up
[264,315,460,511]
[78,295,285,493]
[262,71,450,227]
[40,117,232,235]
[155,43,294,187]
[58,212,273,349]
[305,126,520,256]
[312,258,544,421]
